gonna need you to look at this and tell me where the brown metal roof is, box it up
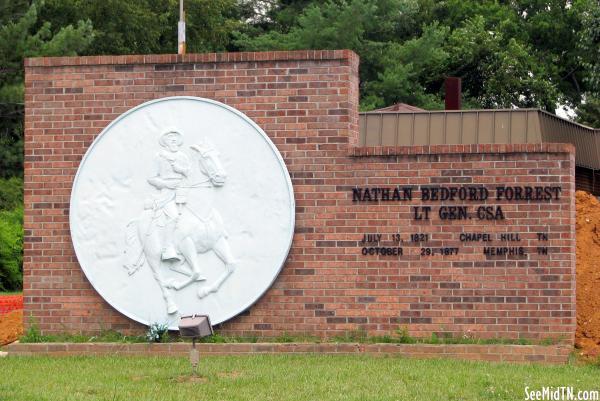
[370,103,425,112]
[359,109,600,170]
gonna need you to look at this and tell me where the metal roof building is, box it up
[359,108,600,195]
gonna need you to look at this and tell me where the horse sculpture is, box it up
[123,141,237,315]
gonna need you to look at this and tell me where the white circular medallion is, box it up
[70,97,295,329]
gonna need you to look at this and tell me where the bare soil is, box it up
[0,309,23,346]
[575,191,600,357]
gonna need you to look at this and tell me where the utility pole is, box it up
[178,0,186,55]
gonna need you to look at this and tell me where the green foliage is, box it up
[199,333,258,343]
[236,0,425,110]
[0,1,93,289]
[200,333,229,343]
[0,0,94,88]
[328,328,540,345]
[0,206,23,291]
[0,177,23,210]
[274,332,295,343]
[39,0,240,55]
[238,0,595,114]
[576,97,600,128]
[0,0,95,178]
[20,328,147,343]
[0,137,23,179]
[366,22,448,110]
[445,15,558,109]
[575,0,600,128]
[21,315,50,343]
[395,326,416,344]
[578,0,600,94]
[330,328,369,343]
[16,326,561,347]
[145,323,170,343]
[235,0,375,51]
[0,177,23,291]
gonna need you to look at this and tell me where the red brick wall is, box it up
[24,51,575,343]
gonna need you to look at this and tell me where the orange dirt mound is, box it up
[0,309,23,346]
[575,191,600,357]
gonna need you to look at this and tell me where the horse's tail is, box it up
[123,219,145,275]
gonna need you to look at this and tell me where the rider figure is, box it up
[147,129,190,261]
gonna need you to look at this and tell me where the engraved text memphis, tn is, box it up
[123,129,237,315]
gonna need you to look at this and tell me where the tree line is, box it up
[0,0,599,290]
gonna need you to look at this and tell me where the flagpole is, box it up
[178,0,186,55]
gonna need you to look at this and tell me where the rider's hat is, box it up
[159,129,184,147]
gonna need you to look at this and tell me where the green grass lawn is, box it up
[0,355,598,401]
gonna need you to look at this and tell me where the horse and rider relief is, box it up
[124,129,237,315]
[70,97,295,328]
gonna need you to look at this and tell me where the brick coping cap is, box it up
[6,342,572,349]
[24,50,360,68]
[351,143,575,157]
[4,342,572,364]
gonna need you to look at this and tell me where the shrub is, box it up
[0,206,23,291]
[0,177,23,210]
[21,315,50,343]
[396,327,416,344]
[0,177,23,291]
[145,323,170,343]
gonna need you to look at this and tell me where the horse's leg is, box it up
[198,236,237,299]
[135,212,179,314]
[147,258,178,314]
[167,237,206,290]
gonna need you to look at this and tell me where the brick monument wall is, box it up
[24,50,575,342]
